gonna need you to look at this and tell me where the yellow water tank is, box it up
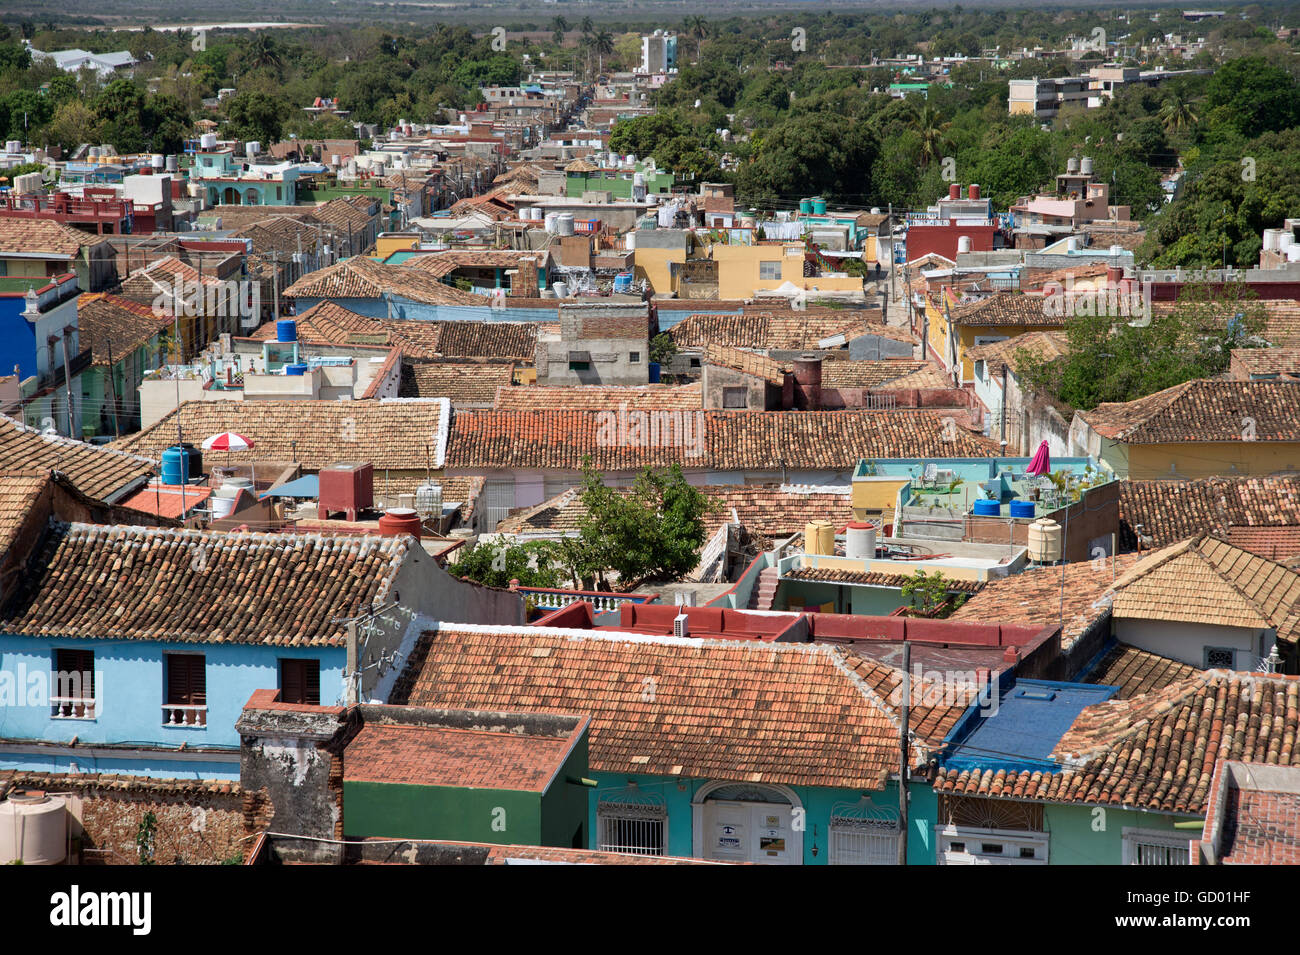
[1028,518,1063,563]
[804,520,834,555]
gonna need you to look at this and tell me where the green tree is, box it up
[572,464,715,590]
[452,538,564,590]
[223,90,287,146]
[1204,56,1300,139]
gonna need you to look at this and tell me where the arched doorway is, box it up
[692,781,802,864]
[222,186,239,205]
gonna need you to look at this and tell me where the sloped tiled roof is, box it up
[936,671,1300,814]
[1224,525,1300,564]
[493,383,701,412]
[400,361,514,405]
[282,256,489,305]
[393,625,974,788]
[1152,299,1300,348]
[669,313,913,350]
[404,250,547,276]
[0,415,154,503]
[0,473,51,561]
[965,331,1068,378]
[784,566,985,593]
[445,409,998,471]
[820,360,944,390]
[947,291,1060,327]
[434,320,537,359]
[1082,643,1199,700]
[703,345,789,385]
[1078,380,1300,443]
[0,524,409,646]
[116,399,448,471]
[0,218,104,256]
[948,554,1142,648]
[1230,346,1300,379]
[76,294,170,367]
[1119,476,1300,549]
[344,722,575,791]
[1110,534,1300,643]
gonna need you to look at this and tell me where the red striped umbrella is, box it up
[201,432,255,452]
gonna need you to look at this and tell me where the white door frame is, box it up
[691,781,804,864]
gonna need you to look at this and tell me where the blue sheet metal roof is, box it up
[943,679,1119,774]
[259,474,319,499]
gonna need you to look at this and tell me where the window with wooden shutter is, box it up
[164,653,207,726]
[280,659,321,706]
[52,649,95,719]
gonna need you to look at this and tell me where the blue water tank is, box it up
[285,363,308,376]
[648,361,661,383]
[161,444,203,485]
[812,197,827,215]
[276,319,297,343]
[799,198,813,214]
[1009,499,1036,519]
[972,499,1001,516]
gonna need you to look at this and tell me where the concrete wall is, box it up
[1115,618,1271,670]
[701,364,772,410]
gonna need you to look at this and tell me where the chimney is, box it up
[793,353,823,411]
[948,183,960,200]
[1002,646,1019,665]
[1106,265,1124,285]
[969,183,981,201]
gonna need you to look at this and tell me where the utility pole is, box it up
[105,338,121,439]
[1000,362,1008,449]
[59,330,75,438]
[898,641,911,866]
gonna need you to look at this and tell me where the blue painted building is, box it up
[0,521,526,780]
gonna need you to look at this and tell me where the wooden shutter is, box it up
[167,654,206,706]
[281,659,320,706]
[54,649,94,698]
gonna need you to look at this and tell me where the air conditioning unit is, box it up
[673,614,689,638]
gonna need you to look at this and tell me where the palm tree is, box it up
[592,30,615,76]
[912,103,951,168]
[1158,99,1199,135]
[580,16,594,35]
[246,34,283,73]
[684,16,709,62]
[550,16,568,47]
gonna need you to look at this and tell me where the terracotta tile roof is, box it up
[404,250,548,275]
[1078,380,1300,443]
[498,483,853,538]
[1229,346,1300,379]
[821,360,937,389]
[0,523,410,646]
[400,361,515,405]
[116,399,448,472]
[935,671,1300,814]
[344,722,575,791]
[965,331,1068,378]
[76,294,170,367]
[1020,263,1111,290]
[784,565,985,593]
[947,291,1062,328]
[1110,534,1300,644]
[948,555,1143,648]
[702,344,788,384]
[1225,525,1300,563]
[257,312,535,362]
[282,256,489,305]
[393,625,973,788]
[119,482,214,520]
[876,365,952,390]
[1215,767,1300,865]
[0,415,154,503]
[493,383,700,411]
[311,197,377,230]
[117,256,219,303]
[669,312,914,350]
[446,409,998,471]
[1119,476,1300,549]
[1082,643,1198,700]
[0,218,104,256]
[0,472,51,561]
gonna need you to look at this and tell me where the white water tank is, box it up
[1066,156,1079,174]
[1080,156,1094,176]
[556,213,575,236]
[625,231,636,250]
[544,212,558,233]
[957,235,972,254]
[151,153,165,169]
[200,133,218,149]
[552,281,570,298]
[1067,236,1082,252]
[845,521,878,560]
[0,792,67,865]
[416,482,443,519]
[1028,518,1063,563]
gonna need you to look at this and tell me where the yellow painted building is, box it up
[1071,380,1300,480]
[934,290,1067,383]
